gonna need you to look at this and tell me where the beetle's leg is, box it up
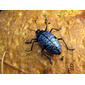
[58,38,75,51]
[50,28,62,33]
[25,41,36,52]
[45,18,50,31]
[25,38,37,52]
[25,38,37,44]
[41,48,52,64]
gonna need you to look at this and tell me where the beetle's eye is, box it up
[54,36,56,38]
[48,22,51,24]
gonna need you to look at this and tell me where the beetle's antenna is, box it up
[45,17,50,31]
[45,18,48,31]
[34,19,39,30]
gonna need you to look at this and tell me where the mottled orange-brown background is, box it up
[0,10,85,74]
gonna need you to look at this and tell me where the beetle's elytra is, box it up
[25,18,74,64]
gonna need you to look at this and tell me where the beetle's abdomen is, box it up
[38,31,61,54]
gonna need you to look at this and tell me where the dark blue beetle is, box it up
[25,18,74,64]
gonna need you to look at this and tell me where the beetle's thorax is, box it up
[36,29,45,38]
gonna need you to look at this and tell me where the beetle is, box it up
[25,18,74,64]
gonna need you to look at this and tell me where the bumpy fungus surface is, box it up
[0,10,85,74]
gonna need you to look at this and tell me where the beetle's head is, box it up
[36,29,40,34]
[36,29,44,38]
